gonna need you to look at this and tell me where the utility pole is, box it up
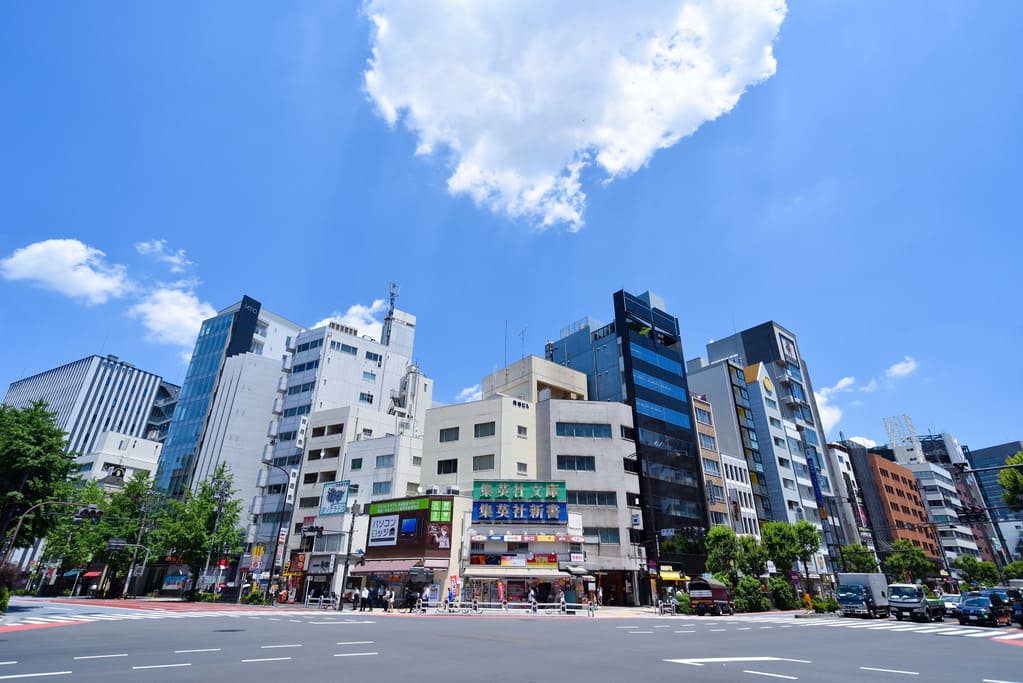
[336,503,362,611]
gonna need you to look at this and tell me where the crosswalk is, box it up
[709,613,1023,641]
[0,609,335,630]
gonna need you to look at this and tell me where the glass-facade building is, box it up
[546,290,706,579]
[155,295,266,496]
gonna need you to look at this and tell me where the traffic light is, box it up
[301,525,324,537]
[954,505,987,524]
[74,504,103,525]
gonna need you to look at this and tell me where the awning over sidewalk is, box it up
[462,567,567,579]
[83,571,101,578]
[62,569,83,577]
[350,559,420,575]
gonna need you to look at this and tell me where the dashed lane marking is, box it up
[744,670,797,680]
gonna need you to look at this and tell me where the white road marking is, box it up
[744,671,797,680]
[242,658,292,663]
[964,630,1000,637]
[0,673,72,680]
[710,628,727,632]
[269,618,281,621]
[309,620,374,625]
[260,644,302,649]
[615,626,638,629]
[759,626,773,629]
[983,679,1023,683]
[736,627,751,631]
[674,630,696,634]
[665,657,812,667]
[859,667,918,675]
[131,664,192,670]
[993,633,1023,641]
[654,625,671,629]
[174,649,221,654]
[628,631,654,634]
[72,654,128,660]
[333,653,378,657]
[336,641,374,645]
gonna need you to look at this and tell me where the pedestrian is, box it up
[447,586,455,612]
[587,597,597,618]
[597,586,603,607]
[387,587,395,613]
[558,589,566,614]
[360,586,370,612]
[377,585,385,609]
[529,587,537,614]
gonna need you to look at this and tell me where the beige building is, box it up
[693,395,729,530]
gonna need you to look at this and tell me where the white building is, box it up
[76,431,162,484]
[720,453,760,539]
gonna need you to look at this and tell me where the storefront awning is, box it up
[463,567,568,579]
[422,559,448,569]
[350,559,420,575]
[63,569,83,577]
[659,571,685,581]
[564,566,589,575]
[82,571,101,578]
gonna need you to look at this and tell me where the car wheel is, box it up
[895,613,903,621]
[959,618,967,625]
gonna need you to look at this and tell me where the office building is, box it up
[967,440,1023,562]
[4,354,177,458]
[693,394,729,531]
[546,290,706,582]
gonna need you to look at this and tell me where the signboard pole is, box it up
[336,503,361,611]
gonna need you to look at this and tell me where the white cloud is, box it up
[135,239,194,273]
[128,287,216,347]
[0,238,132,304]
[859,378,878,393]
[885,356,918,379]
[848,436,877,448]
[814,390,842,435]
[456,384,482,403]
[364,0,787,229]
[313,299,388,341]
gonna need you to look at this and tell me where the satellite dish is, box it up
[417,485,423,494]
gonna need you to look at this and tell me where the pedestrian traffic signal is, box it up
[74,504,103,525]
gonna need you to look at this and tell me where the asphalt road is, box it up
[1,599,1020,682]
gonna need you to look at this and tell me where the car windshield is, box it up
[837,586,862,597]
[963,597,990,607]
[889,586,920,600]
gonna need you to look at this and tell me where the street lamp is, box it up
[263,458,295,606]
[336,502,363,611]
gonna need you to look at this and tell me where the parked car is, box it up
[958,593,1012,627]
[942,593,961,616]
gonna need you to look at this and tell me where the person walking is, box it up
[529,587,537,614]
[421,585,430,613]
[360,586,370,612]
[386,587,395,613]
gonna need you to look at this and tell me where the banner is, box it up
[473,501,567,523]
[319,480,350,516]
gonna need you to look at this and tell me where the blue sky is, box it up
[1,1,1020,450]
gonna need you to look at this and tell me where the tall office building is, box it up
[705,322,846,576]
[3,354,177,457]
[154,295,304,496]
[967,440,1023,561]
[546,290,707,579]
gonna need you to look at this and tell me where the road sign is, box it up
[251,558,261,570]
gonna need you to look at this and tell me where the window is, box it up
[707,484,725,504]
[774,437,786,448]
[566,490,617,506]
[778,457,790,469]
[623,457,639,474]
[517,425,528,438]
[372,481,392,495]
[769,417,782,428]
[303,473,317,484]
[765,398,778,409]
[582,527,620,544]
[517,462,528,475]
[339,343,358,355]
[283,404,311,418]
[783,478,796,490]
[473,454,495,471]
[698,433,717,451]
[366,351,382,363]
[278,430,297,441]
[439,427,459,443]
[702,458,720,477]
[474,421,496,438]
[375,454,394,468]
[359,392,374,404]
[695,407,713,425]
[437,458,458,475]
[556,422,612,438]
[412,455,422,467]
[350,458,363,471]
[299,496,319,508]
[362,371,376,382]
[557,455,596,471]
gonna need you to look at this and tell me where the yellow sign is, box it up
[253,545,264,558]
[763,376,774,394]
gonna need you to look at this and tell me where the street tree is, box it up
[883,540,934,582]
[0,401,76,553]
[841,544,879,573]
[738,534,768,579]
[761,521,799,579]
[705,526,740,588]
[954,555,1001,587]
[999,451,1023,511]
[39,481,105,572]
[154,463,243,599]
[794,520,822,591]
[1002,560,1023,580]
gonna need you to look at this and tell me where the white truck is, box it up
[836,573,890,618]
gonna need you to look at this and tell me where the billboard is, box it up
[364,496,454,559]
[473,480,566,502]
[319,480,350,516]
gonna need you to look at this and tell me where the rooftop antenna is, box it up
[518,326,527,360]
[381,282,399,346]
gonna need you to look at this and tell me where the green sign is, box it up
[473,481,566,502]
[369,497,430,515]
[429,499,452,522]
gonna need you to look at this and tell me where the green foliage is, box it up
[999,452,1023,511]
[154,463,244,599]
[761,521,799,575]
[793,520,822,588]
[883,540,934,582]
[244,589,265,605]
[811,597,839,613]
[734,575,768,612]
[738,535,768,579]
[705,526,740,588]
[673,591,693,615]
[1002,560,1023,580]
[768,576,799,610]
[0,586,9,613]
[952,554,1000,586]
[841,544,879,573]
[0,401,76,550]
